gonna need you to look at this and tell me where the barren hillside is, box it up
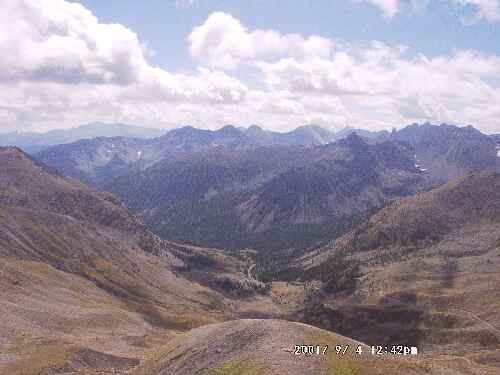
[134,319,498,375]
[0,147,242,374]
[297,172,500,369]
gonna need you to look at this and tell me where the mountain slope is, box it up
[34,136,154,186]
[334,126,390,141]
[392,123,497,181]
[108,134,424,251]
[239,134,420,229]
[296,172,500,367]
[134,319,497,375]
[341,170,500,250]
[0,147,236,374]
[35,125,259,187]
[0,146,142,231]
[157,125,258,152]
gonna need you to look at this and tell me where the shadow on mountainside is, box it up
[296,294,427,348]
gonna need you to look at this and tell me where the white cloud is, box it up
[258,42,407,96]
[0,4,499,134]
[257,43,500,132]
[0,0,147,84]
[0,0,249,132]
[125,67,248,104]
[188,12,333,69]
[361,0,399,18]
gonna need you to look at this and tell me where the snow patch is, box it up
[415,163,428,172]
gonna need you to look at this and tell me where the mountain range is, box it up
[107,133,423,250]
[34,122,499,252]
[244,123,389,145]
[1,122,366,157]
[0,122,165,154]
[33,124,387,187]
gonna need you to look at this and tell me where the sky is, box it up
[0,0,499,134]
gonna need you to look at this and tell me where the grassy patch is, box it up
[4,340,72,375]
[205,357,266,375]
[326,358,361,375]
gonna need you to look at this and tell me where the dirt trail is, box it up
[247,262,256,279]
[448,308,500,339]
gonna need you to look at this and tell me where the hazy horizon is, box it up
[1,121,497,137]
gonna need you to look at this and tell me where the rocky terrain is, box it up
[294,171,500,370]
[34,136,160,186]
[392,123,497,182]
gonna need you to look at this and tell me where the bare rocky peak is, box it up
[0,146,143,233]
[393,123,497,176]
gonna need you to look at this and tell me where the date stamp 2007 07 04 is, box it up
[293,345,362,356]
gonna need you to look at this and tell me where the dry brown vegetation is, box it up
[0,148,281,374]
[297,171,500,373]
[132,319,497,375]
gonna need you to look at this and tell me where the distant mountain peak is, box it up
[294,124,328,133]
[217,125,242,136]
[0,146,24,154]
[247,124,264,132]
[346,131,364,141]
[393,122,496,181]
[338,126,355,132]
[0,122,165,154]
[1,146,54,173]
[344,131,367,147]
[171,125,197,133]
